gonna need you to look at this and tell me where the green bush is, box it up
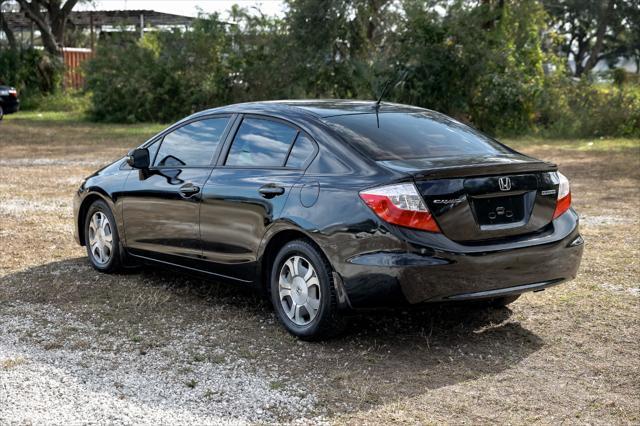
[85,11,296,123]
[85,41,161,122]
[0,48,62,103]
[538,79,640,138]
[80,4,639,138]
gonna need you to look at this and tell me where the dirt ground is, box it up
[1,113,639,424]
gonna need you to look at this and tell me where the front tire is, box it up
[84,199,122,273]
[270,240,340,340]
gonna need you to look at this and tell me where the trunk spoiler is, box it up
[379,158,557,180]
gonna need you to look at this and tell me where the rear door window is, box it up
[225,117,298,167]
[285,134,315,168]
[324,112,512,161]
[154,117,230,167]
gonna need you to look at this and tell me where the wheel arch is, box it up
[257,223,351,309]
[76,190,114,246]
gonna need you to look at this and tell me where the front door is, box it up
[122,116,232,263]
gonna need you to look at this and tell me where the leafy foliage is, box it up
[77,0,639,137]
[0,48,61,97]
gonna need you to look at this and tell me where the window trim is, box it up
[148,114,235,170]
[219,113,319,171]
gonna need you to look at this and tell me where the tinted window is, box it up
[226,118,298,167]
[286,134,315,168]
[155,118,229,167]
[324,112,512,161]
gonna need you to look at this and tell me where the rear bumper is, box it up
[336,210,584,308]
[438,278,564,301]
[1,98,20,114]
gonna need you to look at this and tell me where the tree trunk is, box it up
[0,10,18,50]
[16,0,60,55]
[583,0,616,75]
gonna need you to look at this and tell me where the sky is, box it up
[76,0,287,18]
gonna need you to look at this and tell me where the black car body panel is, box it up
[74,100,583,308]
[0,85,20,115]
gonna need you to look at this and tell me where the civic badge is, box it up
[498,177,512,191]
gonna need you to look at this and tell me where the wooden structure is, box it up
[63,47,92,90]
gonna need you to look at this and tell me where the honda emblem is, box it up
[498,177,512,191]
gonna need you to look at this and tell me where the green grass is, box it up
[5,109,638,154]
[5,110,168,139]
[7,110,89,123]
[503,137,640,152]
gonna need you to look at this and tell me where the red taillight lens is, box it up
[359,183,440,232]
[8,89,17,97]
[553,172,571,219]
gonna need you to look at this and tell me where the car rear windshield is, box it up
[324,112,513,161]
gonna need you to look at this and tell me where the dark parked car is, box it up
[73,100,583,339]
[0,85,19,119]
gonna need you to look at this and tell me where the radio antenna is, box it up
[374,78,392,128]
[373,71,408,128]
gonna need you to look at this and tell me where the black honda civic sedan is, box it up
[73,100,583,339]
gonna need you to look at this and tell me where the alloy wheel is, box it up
[88,211,113,265]
[278,255,321,326]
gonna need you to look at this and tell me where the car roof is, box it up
[193,99,427,119]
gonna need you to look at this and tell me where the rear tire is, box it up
[84,199,122,273]
[270,240,340,340]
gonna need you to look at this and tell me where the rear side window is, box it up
[226,117,298,167]
[324,112,512,161]
[285,134,315,168]
[154,117,229,167]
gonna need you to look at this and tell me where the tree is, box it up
[15,0,79,56]
[544,0,637,76]
[0,1,18,51]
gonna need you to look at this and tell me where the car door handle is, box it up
[179,183,200,197]
[259,184,285,199]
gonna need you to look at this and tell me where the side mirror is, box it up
[127,148,150,169]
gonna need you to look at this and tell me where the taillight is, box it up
[359,183,440,232]
[8,88,17,97]
[553,172,571,219]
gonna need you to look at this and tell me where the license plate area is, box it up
[472,194,525,227]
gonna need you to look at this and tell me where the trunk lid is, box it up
[380,154,560,242]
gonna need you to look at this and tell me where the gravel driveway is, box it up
[0,300,317,424]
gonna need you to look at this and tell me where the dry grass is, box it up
[1,113,639,424]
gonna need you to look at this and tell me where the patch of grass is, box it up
[236,347,258,360]
[209,354,226,364]
[7,110,89,123]
[1,357,26,369]
[269,380,285,391]
[192,353,206,363]
[128,332,143,343]
[6,110,166,137]
[504,137,640,152]
[43,341,64,350]
[185,379,198,389]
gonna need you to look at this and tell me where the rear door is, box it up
[122,116,232,262]
[200,115,317,282]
